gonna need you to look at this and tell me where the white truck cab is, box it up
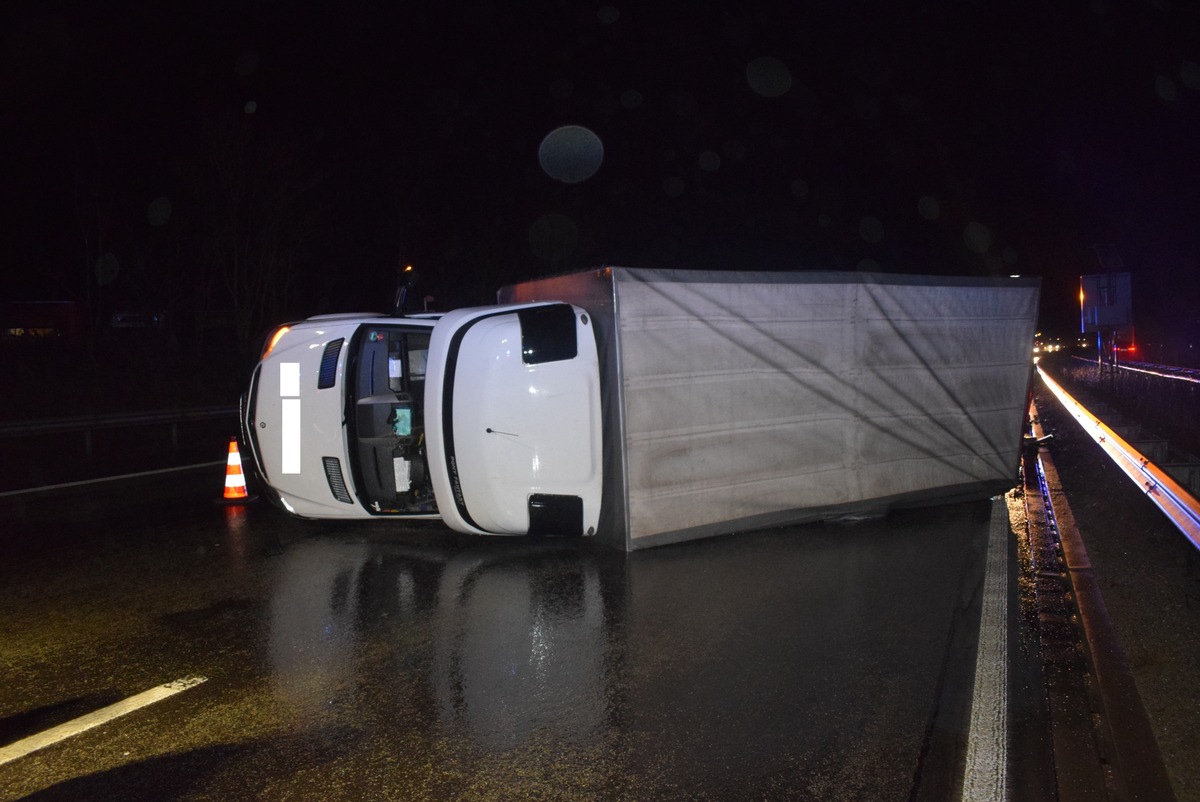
[241,303,603,536]
[424,303,603,536]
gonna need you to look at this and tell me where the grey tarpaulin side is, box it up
[501,267,1041,551]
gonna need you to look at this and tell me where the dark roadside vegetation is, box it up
[1,328,248,420]
[0,330,251,492]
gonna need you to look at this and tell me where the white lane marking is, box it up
[962,500,1009,801]
[0,676,208,766]
[0,462,225,498]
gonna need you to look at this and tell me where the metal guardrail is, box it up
[0,406,237,456]
[1038,366,1200,552]
[1070,354,1200,385]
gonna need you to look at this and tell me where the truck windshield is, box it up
[518,304,578,364]
[346,325,436,515]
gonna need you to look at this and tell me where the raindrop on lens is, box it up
[746,56,792,98]
[917,196,940,220]
[147,196,172,226]
[529,214,579,261]
[538,125,604,183]
[1155,75,1177,102]
[859,216,885,243]
[963,222,992,254]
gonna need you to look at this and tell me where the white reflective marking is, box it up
[962,500,1009,800]
[0,462,225,498]
[280,362,300,397]
[281,398,301,474]
[0,676,208,766]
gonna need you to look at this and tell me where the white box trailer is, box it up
[498,268,1040,551]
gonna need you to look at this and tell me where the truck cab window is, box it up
[518,304,578,364]
[348,326,436,515]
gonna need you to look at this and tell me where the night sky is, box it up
[4,1,1199,351]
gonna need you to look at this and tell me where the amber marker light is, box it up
[261,326,291,359]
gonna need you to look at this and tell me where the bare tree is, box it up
[190,107,326,353]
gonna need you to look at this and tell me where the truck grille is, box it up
[318,338,344,389]
[322,456,354,504]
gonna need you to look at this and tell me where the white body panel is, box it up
[424,304,604,535]
[244,303,602,536]
[248,316,401,518]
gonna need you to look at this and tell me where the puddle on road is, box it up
[259,503,990,799]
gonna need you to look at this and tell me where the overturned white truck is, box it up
[242,268,1039,550]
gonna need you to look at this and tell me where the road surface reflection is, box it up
[264,504,989,799]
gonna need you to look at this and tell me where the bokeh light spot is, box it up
[854,94,882,121]
[818,214,833,228]
[722,140,747,161]
[235,50,260,77]
[793,86,821,120]
[147,196,172,227]
[963,222,992,254]
[429,88,460,114]
[699,151,721,171]
[598,5,619,24]
[529,214,579,261]
[917,196,940,220]
[538,125,604,183]
[791,179,810,198]
[651,236,678,263]
[1182,60,1200,91]
[244,100,257,114]
[859,216,885,243]
[620,89,643,109]
[663,176,685,197]
[1155,74,1177,102]
[852,49,890,87]
[857,258,881,272]
[550,78,574,99]
[668,92,698,116]
[746,56,792,98]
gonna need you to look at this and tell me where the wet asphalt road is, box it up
[0,476,1018,801]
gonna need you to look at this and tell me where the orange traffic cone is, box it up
[218,437,255,503]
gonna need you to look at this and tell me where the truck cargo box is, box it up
[500,268,1040,551]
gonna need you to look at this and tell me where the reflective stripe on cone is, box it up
[220,437,254,503]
